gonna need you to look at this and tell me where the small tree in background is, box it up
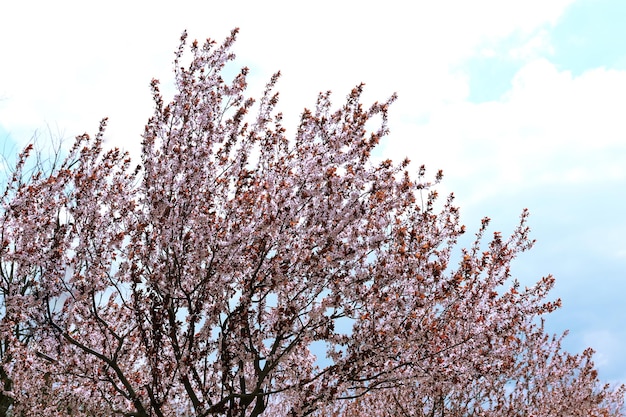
[1,29,623,416]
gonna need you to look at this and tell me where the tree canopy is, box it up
[0,29,623,417]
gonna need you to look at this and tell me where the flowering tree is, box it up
[328,321,624,417]
[0,29,623,416]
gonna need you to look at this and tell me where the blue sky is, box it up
[437,0,626,381]
[1,0,625,384]
[463,0,626,102]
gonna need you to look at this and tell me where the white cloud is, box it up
[382,56,626,210]
[508,29,554,60]
[0,0,576,158]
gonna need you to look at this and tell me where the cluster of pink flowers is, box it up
[0,29,623,416]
